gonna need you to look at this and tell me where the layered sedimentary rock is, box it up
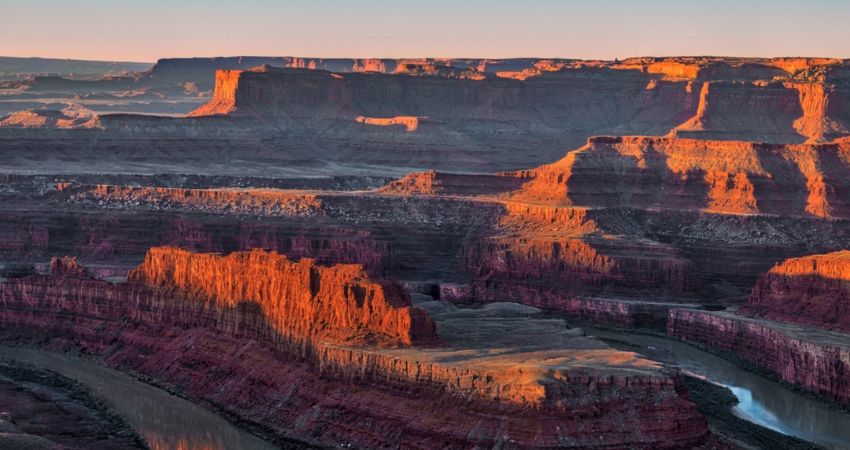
[4,57,850,175]
[743,250,850,332]
[128,247,435,347]
[668,309,850,404]
[0,253,709,448]
[0,108,96,129]
[511,136,850,219]
[62,184,324,217]
[377,170,524,196]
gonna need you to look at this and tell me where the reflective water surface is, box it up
[0,346,279,450]
[587,329,850,450]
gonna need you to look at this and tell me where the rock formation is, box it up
[355,115,424,132]
[0,253,710,448]
[4,57,850,176]
[49,256,90,278]
[377,170,523,196]
[668,308,850,405]
[510,136,850,219]
[743,250,850,332]
[127,247,436,347]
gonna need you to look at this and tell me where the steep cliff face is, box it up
[668,309,850,405]
[5,58,850,175]
[128,247,436,347]
[461,200,696,307]
[511,136,850,219]
[0,258,710,448]
[671,80,850,143]
[743,250,850,332]
[672,81,807,142]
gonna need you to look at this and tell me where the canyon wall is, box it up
[0,254,710,448]
[743,250,850,332]
[4,58,850,175]
[511,136,850,219]
[668,309,850,405]
[127,247,436,347]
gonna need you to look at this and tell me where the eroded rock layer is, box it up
[743,250,850,332]
[511,136,850,219]
[668,309,850,404]
[128,247,436,347]
[0,255,709,449]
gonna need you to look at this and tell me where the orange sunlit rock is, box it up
[128,247,437,346]
[742,250,850,332]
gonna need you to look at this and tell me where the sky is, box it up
[1,0,848,62]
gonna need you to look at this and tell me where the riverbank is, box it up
[0,346,283,450]
[588,328,850,449]
[668,309,850,406]
[682,376,824,450]
[0,358,148,449]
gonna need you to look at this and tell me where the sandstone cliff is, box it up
[5,58,850,175]
[0,256,709,448]
[510,136,850,219]
[743,250,850,332]
[127,247,436,347]
[668,309,850,405]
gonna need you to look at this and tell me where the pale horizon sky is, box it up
[2,0,849,63]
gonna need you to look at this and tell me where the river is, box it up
[587,328,850,450]
[0,346,280,450]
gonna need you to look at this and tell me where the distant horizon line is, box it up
[2,54,849,66]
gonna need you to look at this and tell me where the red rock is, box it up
[742,250,850,332]
[127,247,437,347]
[510,136,850,219]
[0,257,710,448]
[378,171,524,197]
[668,309,850,404]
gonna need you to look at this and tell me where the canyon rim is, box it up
[2,2,850,449]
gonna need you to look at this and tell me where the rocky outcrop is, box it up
[5,58,850,175]
[672,81,807,142]
[355,115,424,131]
[63,184,324,217]
[0,255,710,448]
[667,309,850,405]
[742,250,850,332]
[510,136,850,219]
[128,247,436,347]
[540,297,693,330]
[49,256,90,278]
[0,108,97,129]
[378,171,524,196]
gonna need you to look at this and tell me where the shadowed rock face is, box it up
[743,250,850,332]
[3,57,850,175]
[668,309,850,405]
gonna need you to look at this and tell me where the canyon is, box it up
[2,54,850,449]
[0,252,709,449]
[2,57,849,175]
